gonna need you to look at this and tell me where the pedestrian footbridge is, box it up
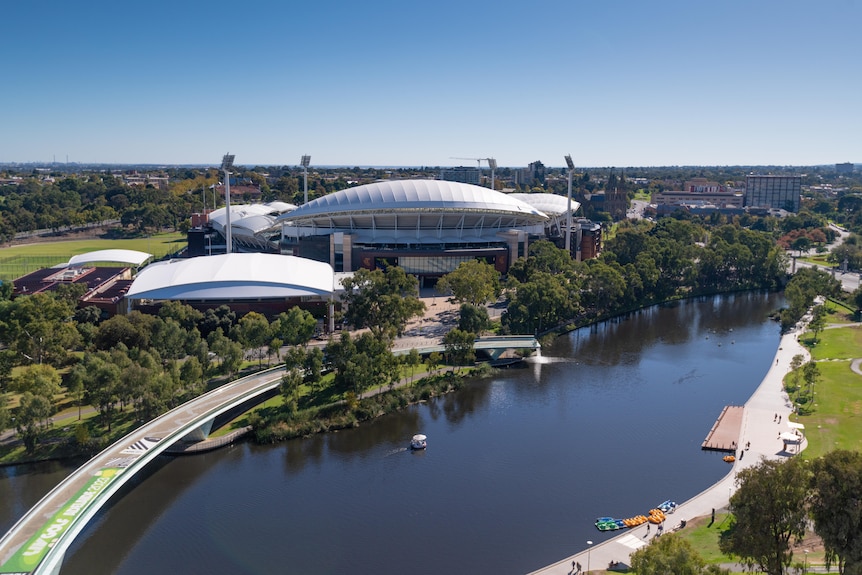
[0,366,286,575]
[393,334,541,360]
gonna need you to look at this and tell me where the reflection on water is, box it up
[1,292,782,575]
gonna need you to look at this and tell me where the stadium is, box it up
[271,179,589,286]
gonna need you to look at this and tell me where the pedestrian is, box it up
[572,560,576,572]
[577,562,581,572]
[646,523,650,534]
[774,413,777,422]
[779,415,782,423]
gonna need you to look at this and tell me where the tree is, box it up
[15,392,54,453]
[458,303,490,335]
[720,458,810,575]
[809,450,862,575]
[802,360,820,398]
[443,329,475,368]
[83,351,122,431]
[303,347,324,393]
[426,351,443,374]
[179,356,204,396]
[436,259,500,306]
[631,534,729,575]
[238,312,271,367]
[340,267,425,339]
[404,348,422,382]
[272,307,316,347]
[10,364,62,399]
[808,305,826,344]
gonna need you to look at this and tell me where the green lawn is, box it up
[808,325,862,360]
[0,231,186,280]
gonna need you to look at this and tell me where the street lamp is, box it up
[301,154,311,205]
[220,154,235,254]
[564,155,575,254]
[586,540,593,574]
[487,157,497,191]
[803,549,809,574]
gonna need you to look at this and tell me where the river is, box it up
[1,292,783,575]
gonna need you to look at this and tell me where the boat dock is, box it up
[701,405,743,452]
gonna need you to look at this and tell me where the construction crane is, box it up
[449,157,497,189]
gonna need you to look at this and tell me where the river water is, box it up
[1,292,782,575]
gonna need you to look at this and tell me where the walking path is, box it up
[528,321,811,574]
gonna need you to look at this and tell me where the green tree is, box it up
[436,259,500,306]
[83,351,122,431]
[15,392,54,453]
[720,458,810,575]
[280,368,303,413]
[458,303,491,335]
[10,364,62,399]
[404,348,422,382]
[809,449,862,575]
[426,351,443,374]
[340,267,425,339]
[303,347,324,393]
[802,360,820,398]
[631,534,729,575]
[808,306,826,344]
[238,311,271,367]
[179,356,204,396]
[443,329,475,368]
[272,307,317,346]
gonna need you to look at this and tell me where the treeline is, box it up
[0,292,320,453]
[503,218,788,334]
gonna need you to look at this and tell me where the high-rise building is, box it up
[836,162,855,174]
[745,175,801,212]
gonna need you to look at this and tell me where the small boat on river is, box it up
[410,434,427,450]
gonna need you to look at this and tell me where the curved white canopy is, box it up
[509,193,581,217]
[126,254,334,301]
[67,249,152,267]
[276,179,548,225]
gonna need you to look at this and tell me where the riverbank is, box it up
[527,313,811,574]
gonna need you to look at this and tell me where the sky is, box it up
[2,0,861,169]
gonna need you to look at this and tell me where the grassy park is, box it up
[0,231,185,280]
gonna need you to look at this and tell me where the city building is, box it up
[836,162,855,173]
[439,166,480,185]
[745,175,801,212]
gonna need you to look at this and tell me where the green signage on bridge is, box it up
[0,468,122,574]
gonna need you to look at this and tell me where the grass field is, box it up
[0,232,186,280]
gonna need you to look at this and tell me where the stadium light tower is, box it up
[487,158,497,191]
[301,155,311,205]
[221,153,235,254]
[564,155,575,254]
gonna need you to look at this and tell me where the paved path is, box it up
[528,323,811,574]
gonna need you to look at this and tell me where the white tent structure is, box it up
[66,249,152,267]
[125,253,334,301]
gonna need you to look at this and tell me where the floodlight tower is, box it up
[221,153,235,254]
[301,155,311,205]
[487,158,497,191]
[564,155,575,254]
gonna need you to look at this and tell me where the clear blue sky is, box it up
[3,0,860,168]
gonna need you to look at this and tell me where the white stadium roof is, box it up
[125,253,334,301]
[276,179,549,235]
[508,193,580,217]
[278,179,547,221]
[66,249,152,267]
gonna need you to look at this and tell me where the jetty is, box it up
[701,405,744,452]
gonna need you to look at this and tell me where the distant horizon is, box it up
[0,160,857,172]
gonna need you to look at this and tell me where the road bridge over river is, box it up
[0,366,287,575]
